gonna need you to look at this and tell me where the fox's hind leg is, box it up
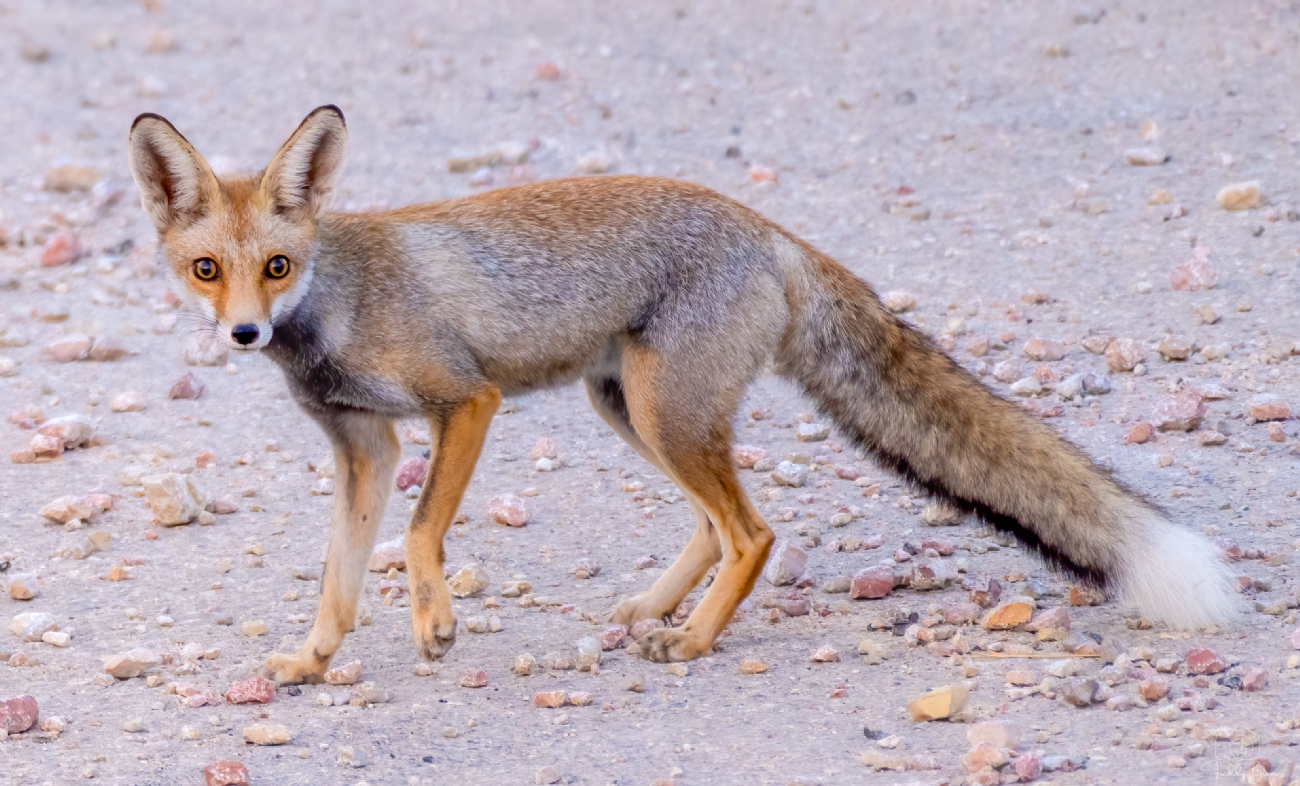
[406,386,501,661]
[615,348,775,662]
[261,410,399,684]
[586,377,723,627]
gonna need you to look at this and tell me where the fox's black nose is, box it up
[231,324,260,346]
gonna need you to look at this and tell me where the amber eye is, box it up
[266,255,291,279]
[193,258,218,281]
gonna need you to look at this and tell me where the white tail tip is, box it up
[1118,514,1240,629]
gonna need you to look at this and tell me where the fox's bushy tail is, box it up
[774,242,1236,628]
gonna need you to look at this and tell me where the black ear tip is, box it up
[131,112,173,131]
[314,104,346,128]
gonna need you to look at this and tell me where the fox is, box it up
[127,105,1237,684]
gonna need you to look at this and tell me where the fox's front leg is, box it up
[407,386,501,661]
[261,411,399,685]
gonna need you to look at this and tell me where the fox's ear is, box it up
[261,105,347,221]
[128,113,221,232]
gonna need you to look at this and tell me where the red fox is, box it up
[128,106,1236,683]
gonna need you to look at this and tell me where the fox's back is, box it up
[309,176,794,397]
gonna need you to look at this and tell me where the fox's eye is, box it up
[193,258,218,281]
[266,255,291,279]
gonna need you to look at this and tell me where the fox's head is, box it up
[127,106,347,351]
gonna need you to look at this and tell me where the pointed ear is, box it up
[128,113,221,232]
[261,105,347,221]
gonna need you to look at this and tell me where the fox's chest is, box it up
[280,354,422,417]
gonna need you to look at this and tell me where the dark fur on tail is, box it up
[777,246,1138,590]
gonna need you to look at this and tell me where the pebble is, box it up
[42,630,70,647]
[1243,668,1268,692]
[850,565,895,599]
[168,372,205,400]
[460,670,489,688]
[1216,181,1261,210]
[1061,677,1099,707]
[488,494,530,527]
[568,691,593,707]
[992,359,1022,383]
[535,765,562,785]
[11,612,58,642]
[181,725,200,740]
[142,473,207,525]
[528,437,558,461]
[1151,392,1206,431]
[368,536,406,572]
[1105,339,1148,372]
[626,674,646,692]
[1185,648,1227,675]
[290,565,320,581]
[1014,751,1043,780]
[1157,335,1193,361]
[966,577,1002,608]
[0,695,38,733]
[1138,677,1171,700]
[764,540,807,586]
[968,719,1021,749]
[599,625,628,651]
[534,690,568,708]
[338,746,368,768]
[795,422,830,442]
[204,760,249,786]
[413,663,432,677]
[225,677,275,704]
[109,391,147,413]
[512,654,538,676]
[43,334,94,362]
[449,563,491,597]
[240,620,268,637]
[982,600,1034,630]
[395,457,428,491]
[574,637,602,671]
[771,461,809,487]
[810,645,840,663]
[324,660,362,685]
[1247,396,1292,421]
[1124,423,1155,444]
[739,659,768,674]
[906,683,969,721]
[1023,338,1067,361]
[1171,247,1218,290]
[123,718,145,732]
[40,229,83,266]
[242,724,292,745]
[350,681,394,705]
[732,445,767,468]
[881,291,917,313]
[572,558,601,579]
[44,164,98,192]
[103,647,160,678]
[88,337,127,362]
[1124,147,1168,166]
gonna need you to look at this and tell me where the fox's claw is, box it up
[414,611,457,661]
[634,627,710,663]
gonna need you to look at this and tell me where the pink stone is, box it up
[368,537,406,572]
[203,760,249,786]
[0,695,38,733]
[1014,751,1043,781]
[1028,606,1071,633]
[1124,423,1155,444]
[209,498,238,515]
[323,660,362,685]
[1151,392,1206,432]
[810,645,840,663]
[1291,628,1300,650]
[37,415,96,449]
[833,464,860,480]
[103,647,161,679]
[599,625,628,651]
[849,565,894,599]
[169,372,205,400]
[528,437,558,461]
[395,457,428,491]
[460,670,488,688]
[1023,338,1067,362]
[731,444,767,468]
[961,742,1009,773]
[1247,396,1292,422]
[968,718,1022,749]
[42,334,94,362]
[1170,248,1218,291]
[1216,538,1243,561]
[920,538,954,556]
[1243,668,1268,692]
[943,602,982,625]
[88,337,127,362]
[629,619,663,640]
[966,577,1002,608]
[764,540,807,586]
[487,493,530,527]
[1185,648,1227,675]
[110,391,147,412]
[1105,339,1148,372]
[861,534,885,549]
[225,677,275,704]
[1138,677,1170,700]
[40,229,83,267]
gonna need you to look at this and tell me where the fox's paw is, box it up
[611,592,670,628]
[259,651,328,686]
[413,610,457,662]
[634,627,710,663]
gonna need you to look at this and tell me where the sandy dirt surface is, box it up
[1,1,1298,784]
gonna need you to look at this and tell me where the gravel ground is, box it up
[1,1,1299,784]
